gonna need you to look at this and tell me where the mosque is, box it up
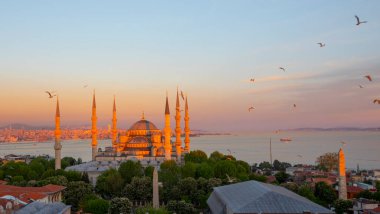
[55,90,191,185]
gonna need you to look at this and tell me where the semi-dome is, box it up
[129,119,159,131]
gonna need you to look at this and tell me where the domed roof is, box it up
[129,119,159,131]
[128,136,150,144]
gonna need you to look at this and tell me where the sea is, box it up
[0,131,379,169]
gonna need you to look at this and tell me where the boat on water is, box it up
[280,138,292,142]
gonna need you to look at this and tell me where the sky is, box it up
[0,0,379,131]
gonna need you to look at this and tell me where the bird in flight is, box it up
[293,104,297,108]
[279,67,286,72]
[180,91,185,100]
[317,43,325,47]
[45,91,56,98]
[250,78,255,82]
[364,75,372,82]
[359,85,364,89]
[340,141,347,146]
[226,174,237,183]
[83,85,88,88]
[373,99,380,104]
[248,107,255,112]
[355,15,367,26]
[297,155,303,158]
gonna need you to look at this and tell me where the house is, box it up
[0,184,66,204]
[353,198,380,214]
[207,180,334,214]
[15,201,71,214]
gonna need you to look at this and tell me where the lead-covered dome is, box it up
[128,119,159,131]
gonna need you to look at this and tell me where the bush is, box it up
[167,200,197,214]
[83,198,109,214]
[108,197,132,214]
[135,206,169,214]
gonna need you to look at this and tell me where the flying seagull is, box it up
[45,91,56,98]
[248,107,255,112]
[293,104,297,108]
[180,91,185,100]
[250,78,255,82]
[226,174,237,183]
[373,99,380,104]
[364,75,372,82]
[297,155,303,158]
[340,141,347,146]
[227,149,233,155]
[359,85,364,89]
[355,15,367,26]
[83,85,88,88]
[317,43,325,47]
[279,67,286,72]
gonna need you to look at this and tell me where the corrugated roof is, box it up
[208,180,334,214]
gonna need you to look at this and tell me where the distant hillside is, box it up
[288,127,380,131]
[0,123,53,130]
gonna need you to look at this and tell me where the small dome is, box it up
[129,119,159,131]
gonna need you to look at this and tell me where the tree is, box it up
[96,169,124,199]
[181,162,197,178]
[63,181,93,211]
[209,151,224,162]
[207,178,222,192]
[184,150,208,163]
[109,197,132,214]
[160,160,180,187]
[178,177,198,202]
[64,170,82,182]
[273,160,291,171]
[124,176,152,202]
[357,190,374,199]
[167,200,197,214]
[274,171,290,184]
[118,160,143,184]
[249,173,267,182]
[214,160,237,179]
[62,157,77,166]
[196,162,214,179]
[38,175,68,186]
[258,161,272,170]
[314,182,337,206]
[83,198,109,214]
[144,166,154,178]
[333,199,353,214]
[281,182,299,192]
[81,172,90,183]
[316,152,338,172]
[297,184,317,202]
[136,206,169,214]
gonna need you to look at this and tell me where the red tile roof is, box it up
[0,184,66,202]
[347,186,364,193]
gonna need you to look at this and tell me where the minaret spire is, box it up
[184,95,190,153]
[164,93,172,160]
[111,95,118,151]
[338,148,347,200]
[175,87,182,161]
[91,91,98,161]
[54,97,62,170]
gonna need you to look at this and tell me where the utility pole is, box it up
[269,137,273,165]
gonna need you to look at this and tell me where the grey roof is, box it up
[16,201,70,214]
[207,180,334,214]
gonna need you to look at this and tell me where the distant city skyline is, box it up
[1,1,379,131]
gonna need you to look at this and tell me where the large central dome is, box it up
[128,119,159,131]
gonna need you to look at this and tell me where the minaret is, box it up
[111,96,117,151]
[54,97,62,170]
[184,95,190,153]
[175,88,182,161]
[164,93,172,160]
[338,148,347,200]
[152,167,159,208]
[91,92,98,161]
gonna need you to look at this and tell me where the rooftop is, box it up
[208,180,334,214]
